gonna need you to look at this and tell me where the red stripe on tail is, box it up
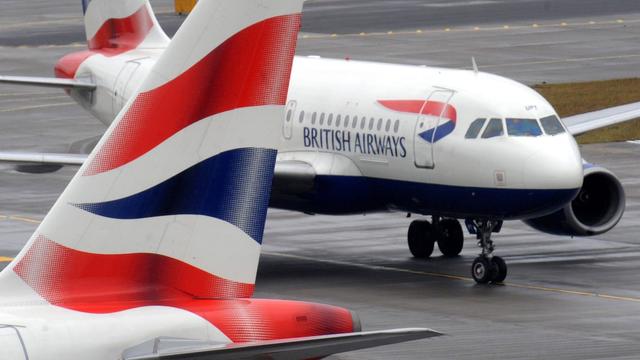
[88,5,154,53]
[85,14,302,176]
[13,235,254,312]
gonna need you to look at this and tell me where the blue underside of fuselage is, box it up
[269,175,580,220]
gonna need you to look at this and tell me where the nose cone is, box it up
[522,134,583,190]
[517,134,583,217]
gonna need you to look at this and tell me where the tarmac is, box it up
[1,0,640,359]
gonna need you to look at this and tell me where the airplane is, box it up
[1,0,639,284]
[0,0,440,358]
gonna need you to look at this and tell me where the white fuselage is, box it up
[64,51,584,219]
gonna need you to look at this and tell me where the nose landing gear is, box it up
[407,217,507,284]
[466,219,507,284]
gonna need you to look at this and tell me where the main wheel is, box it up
[407,220,434,258]
[491,256,507,283]
[436,218,464,257]
[471,256,494,284]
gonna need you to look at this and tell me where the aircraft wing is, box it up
[563,101,640,136]
[0,75,96,90]
[123,328,441,360]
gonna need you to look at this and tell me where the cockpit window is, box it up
[506,118,542,137]
[540,115,566,135]
[481,118,504,139]
[465,118,486,139]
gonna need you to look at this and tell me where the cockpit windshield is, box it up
[481,118,504,139]
[465,115,566,139]
[506,118,542,137]
[540,115,566,135]
[465,118,486,138]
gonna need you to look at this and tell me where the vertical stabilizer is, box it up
[82,0,170,52]
[4,0,302,307]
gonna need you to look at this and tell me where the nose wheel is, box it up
[466,219,507,284]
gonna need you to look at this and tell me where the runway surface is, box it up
[1,0,640,359]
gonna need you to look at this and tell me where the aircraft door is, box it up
[413,89,455,169]
[112,61,141,114]
[283,100,297,139]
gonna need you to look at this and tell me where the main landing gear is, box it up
[407,217,508,284]
[466,219,507,284]
[407,217,464,259]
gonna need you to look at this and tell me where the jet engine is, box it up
[524,165,625,236]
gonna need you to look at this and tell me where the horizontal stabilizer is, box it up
[124,328,442,360]
[0,152,86,166]
[0,153,312,191]
[563,101,640,135]
[0,75,96,90]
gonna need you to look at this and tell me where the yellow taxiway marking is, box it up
[0,214,42,225]
[8,216,42,225]
[264,251,640,304]
[477,53,640,69]
[298,18,640,40]
[0,257,13,263]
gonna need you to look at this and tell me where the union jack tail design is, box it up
[82,0,170,53]
[3,0,302,308]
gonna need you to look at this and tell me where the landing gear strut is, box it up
[466,219,507,284]
[408,217,464,258]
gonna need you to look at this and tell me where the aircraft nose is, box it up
[522,135,583,190]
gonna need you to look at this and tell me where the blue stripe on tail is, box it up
[74,148,277,244]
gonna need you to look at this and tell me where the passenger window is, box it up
[336,114,342,127]
[299,111,305,123]
[344,115,350,127]
[353,115,359,129]
[327,113,333,126]
[311,112,317,125]
[394,119,400,133]
[369,117,375,130]
[319,113,325,125]
[360,117,366,129]
[465,118,486,139]
[385,119,391,132]
[377,118,383,131]
[540,115,566,135]
[506,118,542,137]
[481,118,504,139]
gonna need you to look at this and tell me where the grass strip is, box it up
[533,78,640,144]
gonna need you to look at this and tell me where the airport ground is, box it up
[1,1,640,358]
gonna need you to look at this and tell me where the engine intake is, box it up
[524,165,625,236]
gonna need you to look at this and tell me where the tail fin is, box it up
[5,0,302,307]
[82,0,170,52]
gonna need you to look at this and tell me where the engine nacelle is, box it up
[524,165,625,236]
